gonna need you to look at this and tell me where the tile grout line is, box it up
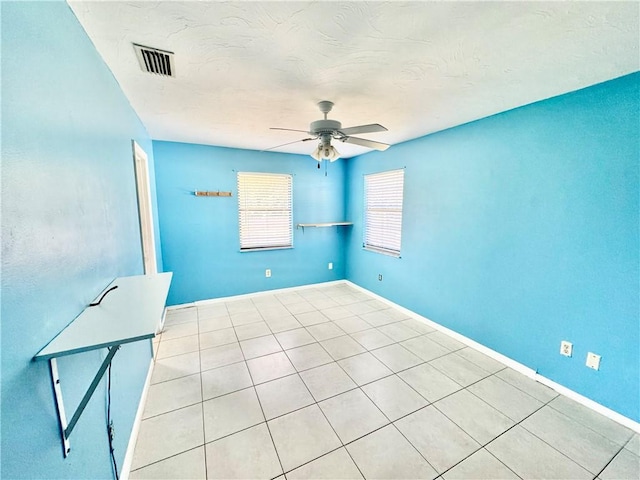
[146,324,488,417]
[133,307,202,473]
[161,304,443,365]
[332,360,527,477]
[433,387,569,479]
[591,441,627,480]
[128,445,205,475]
[489,395,582,470]
[197,300,278,464]
[245,362,288,478]
[138,290,344,472]
[141,348,487,425]
[272,382,394,477]
[330,322,457,474]
[433,402,547,479]
[354,377,442,476]
[196,302,208,478]
[482,448,524,480]
[544,401,637,449]
[255,291,404,477]
[150,286,614,478]
[248,295,291,478]
[256,295,349,477]
[517,408,624,477]
[145,324,500,417]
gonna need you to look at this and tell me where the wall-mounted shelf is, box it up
[296,222,353,231]
[33,272,172,457]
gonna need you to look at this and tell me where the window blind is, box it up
[364,169,404,257]
[237,172,293,251]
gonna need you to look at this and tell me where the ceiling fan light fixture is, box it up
[271,101,387,162]
[310,145,323,162]
[326,145,340,162]
[310,144,340,162]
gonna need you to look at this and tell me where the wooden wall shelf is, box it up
[194,190,232,197]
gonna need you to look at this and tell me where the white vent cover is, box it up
[133,43,175,77]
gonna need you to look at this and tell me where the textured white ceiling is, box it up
[68,1,639,159]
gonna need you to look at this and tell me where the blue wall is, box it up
[2,2,161,477]
[154,141,347,305]
[345,73,639,421]
[3,13,635,480]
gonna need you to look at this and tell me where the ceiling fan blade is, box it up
[270,127,311,134]
[342,136,390,151]
[263,137,315,151]
[339,123,388,136]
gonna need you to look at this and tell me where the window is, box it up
[237,172,293,251]
[364,168,404,257]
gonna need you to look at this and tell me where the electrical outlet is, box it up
[265,269,271,278]
[328,262,333,270]
[378,274,383,281]
[586,352,601,370]
[560,341,573,357]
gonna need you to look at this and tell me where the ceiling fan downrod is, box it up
[317,100,334,119]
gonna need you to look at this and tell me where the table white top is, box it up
[34,272,172,361]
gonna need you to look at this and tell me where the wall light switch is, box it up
[328,262,333,270]
[586,352,601,370]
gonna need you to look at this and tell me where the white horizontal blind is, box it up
[364,169,404,257]
[237,172,293,251]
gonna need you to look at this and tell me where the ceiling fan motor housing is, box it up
[310,119,342,138]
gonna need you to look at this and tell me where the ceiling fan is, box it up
[268,101,390,163]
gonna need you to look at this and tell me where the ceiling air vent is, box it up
[133,43,175,77]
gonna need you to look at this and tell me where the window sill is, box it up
[240,246,293,253]
[363,246,401,258]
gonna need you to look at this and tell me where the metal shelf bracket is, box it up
[49,345,120,457]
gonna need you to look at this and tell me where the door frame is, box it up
[132,141,158,275]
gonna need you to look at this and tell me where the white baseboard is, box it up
[163,278,639,433]
[344,281,640,434]
[156,307,169,335]
[532,374,640,433]
[166,280,347,311]
[121,356,155,480]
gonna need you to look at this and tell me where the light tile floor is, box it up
[130,283,639,480]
